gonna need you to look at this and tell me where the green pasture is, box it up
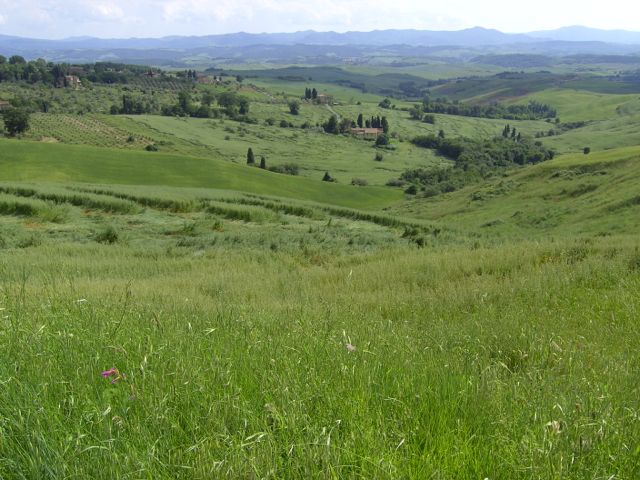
[0,139,401,209]
[394,146,640,237]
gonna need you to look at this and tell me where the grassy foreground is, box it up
[0,234,639,478]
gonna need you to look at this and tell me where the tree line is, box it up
[400,127,555,195]
[414,97,556,121]
[109,90,251,119]
[322,114,390,135]
[0,57,186,86]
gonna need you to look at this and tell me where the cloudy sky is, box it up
[0,0,636,39]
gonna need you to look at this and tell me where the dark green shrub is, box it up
[95,226,119,244]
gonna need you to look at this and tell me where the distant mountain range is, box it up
[1,26,640,65]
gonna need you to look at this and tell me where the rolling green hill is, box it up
[394,146,640,236]
[0,139,402,210]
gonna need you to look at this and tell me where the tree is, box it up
[323,115,339,134]
[322,172,335,182]
[375,134,390,146]
[583,147,591,155]
[438,129,446,139]
[305,88,312,100]
[339,118,353,134]
[8,55,26,65]
[260,156,266,169]
[238,98,249,115]
[312,88,318,100]
[409,105,423,120]
[288,100,300,115]
[201,91,215,107]
[356,114,363,128]
[178,91,193,115]
[0,55,6,65]
[2,108,30,136]
[246,148,255,165]
[378,98,391,109]
[381,116,389,134]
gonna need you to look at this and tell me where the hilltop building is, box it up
[315,94,334,105]
[350,127,383,140]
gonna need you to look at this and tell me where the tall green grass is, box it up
[0,236,638,478]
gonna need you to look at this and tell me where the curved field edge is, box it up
[0,139,402,210]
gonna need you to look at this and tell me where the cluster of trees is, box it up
[0,56,58,84]
[178,70,199,81]
[304,88,319,100]
[323,115,351,134]
[0,57,182,86]
[110,94,155,115]
[355,114,389,132]
[159,91,250,119]
[246,148,302,175]
[322,114,390,136]
[402,131,555,195]
[417,97,556,120]
[246,148,267,169]
[502,124,522,141]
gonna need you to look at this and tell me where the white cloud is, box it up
[89,3,125,21]
[0,14,5,25]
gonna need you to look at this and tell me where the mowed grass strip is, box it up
[0,139,401,210]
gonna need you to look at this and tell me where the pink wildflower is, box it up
[346,343,356,352]
[101,368,117,378]
[101,368,124,384]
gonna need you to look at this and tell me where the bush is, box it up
[145,144,158,152]
[375,134,390,146]
[268,163,299,176]
[322,172,336,182]
[95,226,119,244]
[351,178,368,186]
[405,185,418,195]
[288,100,300,115]
[374,152,384,162]
[386,179,405,187]
[584,147,591,155]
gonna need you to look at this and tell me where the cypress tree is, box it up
[357,113,363,128]
[381,116,389,134]
[247,148,255,165]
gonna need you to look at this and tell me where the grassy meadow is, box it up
[1,64,640,478]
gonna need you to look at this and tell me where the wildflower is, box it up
[346,343,356,352]
[101,368,117,378]
[101,368,124,384]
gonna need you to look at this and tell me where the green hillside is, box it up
[0,139,402,209]
[394,146,640,236]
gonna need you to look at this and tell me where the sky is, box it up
[0,0,637,39]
